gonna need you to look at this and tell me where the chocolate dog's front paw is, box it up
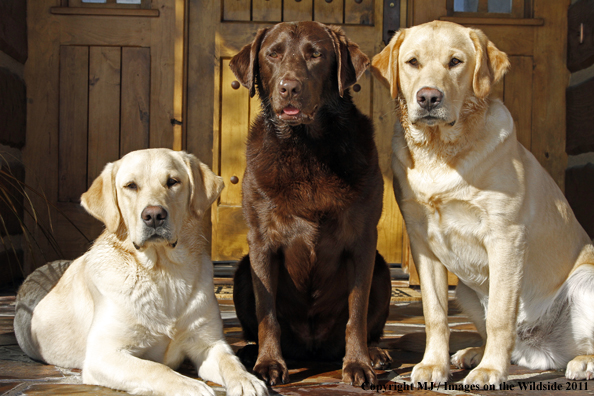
[342,360,377,386]
[368,346,392,369]
[253,357,289,386]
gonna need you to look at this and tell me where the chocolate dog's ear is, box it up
[371,29,406,99]
[81,161,122,233]
[325,25,370,97]
[469,28,510,99]
[229,27,269,98]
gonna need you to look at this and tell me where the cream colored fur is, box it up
[372,21,594,386]
[14,149,268,396]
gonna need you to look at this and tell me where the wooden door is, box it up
[24,0,185,272]
[402,0,570,284]
[189,0,408,264]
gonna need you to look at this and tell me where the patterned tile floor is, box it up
[1,281,592,395]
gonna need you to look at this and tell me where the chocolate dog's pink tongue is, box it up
[283,106,300,115]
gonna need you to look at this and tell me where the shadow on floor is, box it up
[0,287,590,395]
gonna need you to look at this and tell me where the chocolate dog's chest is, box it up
[260,156,360,291]
[246,120,375,295]
[260,146,358,215]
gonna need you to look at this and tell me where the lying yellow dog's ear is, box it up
[182,152,225,219]
[81,162,122,233]
[371,29,407,99]
[469,28,510,99]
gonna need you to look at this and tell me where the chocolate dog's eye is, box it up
[167,178,179,188]
[268,52,278,58]
[407,58,419,67]
[312,51,322,58]
[449,57,462,67]
[124,182,137,191]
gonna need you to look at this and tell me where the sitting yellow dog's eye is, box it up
[407,58,419,67]
[312,51,322,58]
[124,182,137,191]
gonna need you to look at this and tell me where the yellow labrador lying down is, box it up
[14,149,267,396]
[372,21,594,386]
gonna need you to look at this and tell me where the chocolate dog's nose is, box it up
[141,206,168,228]
[416,87,443,111]
[279,79,302,99]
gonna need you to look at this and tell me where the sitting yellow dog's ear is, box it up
[469,29,510,99]
[81,162,122,234]
[371,29,407,99]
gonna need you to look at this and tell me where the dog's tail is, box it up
[14,260,71,362]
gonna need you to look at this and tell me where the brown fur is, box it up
[229,21,392,387]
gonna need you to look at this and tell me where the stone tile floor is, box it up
[1,281,592,395]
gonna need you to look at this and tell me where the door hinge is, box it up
[383,0,401,46]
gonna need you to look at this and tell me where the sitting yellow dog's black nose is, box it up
[417,87,443,111]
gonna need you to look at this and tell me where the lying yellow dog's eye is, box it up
[449,57,462,67]
[407,58,419,67]
[167,178,180,188]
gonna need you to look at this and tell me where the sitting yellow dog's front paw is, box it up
[411,361,450,387]
[463,365,507,387]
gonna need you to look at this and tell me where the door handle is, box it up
[383,0,401,46]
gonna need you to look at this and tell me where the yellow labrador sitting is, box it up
[14,149,268,396]
[372,21,594,386]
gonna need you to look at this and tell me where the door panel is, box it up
[120,47,151,156]
[252,0,282,22]
[58,46,89,204]
[284,0,313,22]
[88,46,121,184]
[223,0,251,21]
[351,71,372,118]
[315,1,344,24]
[58,45,153,204]
[345,0,374,25]
[220,58,250,208]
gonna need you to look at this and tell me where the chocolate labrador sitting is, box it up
[229,21,392,387]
